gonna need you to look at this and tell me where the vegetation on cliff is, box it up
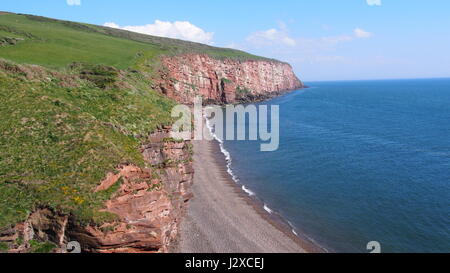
[0,59,175,230]
[0,12,283,252]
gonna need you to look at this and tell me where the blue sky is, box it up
[2,0,450,81]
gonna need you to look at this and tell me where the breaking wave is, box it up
[204,115,306,242]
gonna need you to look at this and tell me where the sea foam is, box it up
[242,185,256,196]
[205,116,239,183]
[204,115,303,240]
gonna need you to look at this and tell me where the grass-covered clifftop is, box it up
[0,12,272,70]
[0,12,274,234]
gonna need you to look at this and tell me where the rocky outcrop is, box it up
[155,54,303,104]
[0,209,69,253]
[0,130,193,253]
[0,37,23,46]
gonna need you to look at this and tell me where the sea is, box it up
[212,78,450,253]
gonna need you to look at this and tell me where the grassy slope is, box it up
[0,12,273,231]
[0,61,175,228]
[0,13,272,70]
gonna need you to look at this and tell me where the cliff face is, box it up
[156,54,303,104]
[71,131,194,253]
[1,130,193,253]
[0,53,302,253]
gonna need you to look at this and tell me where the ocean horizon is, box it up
[216,78,450,253]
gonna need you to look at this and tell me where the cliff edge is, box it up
[156,54,303,104]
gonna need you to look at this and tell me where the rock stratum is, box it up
[1,129,193,253]
[156,54,303,104]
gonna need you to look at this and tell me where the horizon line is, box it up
[303,76,450,83]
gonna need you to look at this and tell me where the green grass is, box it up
[0,241,8,252]
[29,240,56,253]
[0,13,276,71]
[0,60,175,228]
[0,14,157,69]
[236,86,251,94]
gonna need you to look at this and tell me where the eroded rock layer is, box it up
[156,54,303,104]
[1,130,193,253]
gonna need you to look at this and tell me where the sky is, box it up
[2,0,450,81]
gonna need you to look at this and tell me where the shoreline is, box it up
[174,120,325,253]
[203,100,326,253]
[209,139,326,253]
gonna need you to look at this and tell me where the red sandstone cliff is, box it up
[1,130,193,253]
[0,54,302,253]
[156,54,303,104]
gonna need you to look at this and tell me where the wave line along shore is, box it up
[174,120,322,253]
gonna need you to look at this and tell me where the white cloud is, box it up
[354,28,373,38]
[225,42,245,51]
[246,28,296,47]
[103,20,214,44]
[103,22,120,28]
[320,29,372,46]
[66,0,81,6]
[245,24,372,50]
[366,0,382,6]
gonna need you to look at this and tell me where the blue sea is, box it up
[219,79,450,253]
